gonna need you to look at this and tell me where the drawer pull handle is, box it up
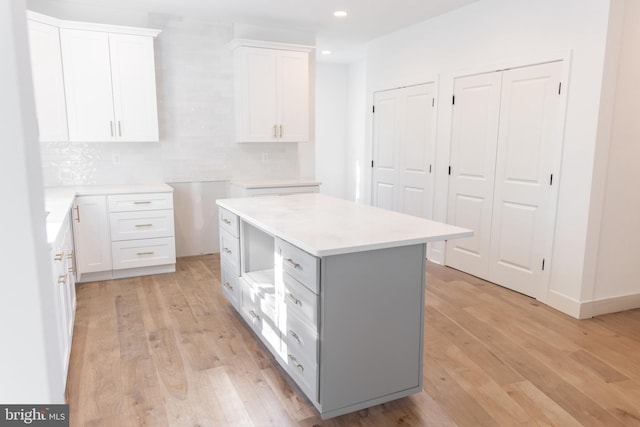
[223,282,233,291]
[288,329,301,343]
[249,310,260,321]
[66,252,73,259]
[133,201,152,204]
[57,274,67,284]
[285,258,301,269]
[135,224,153,228]
[223,247,232,254]
[222,218,231,225]
[288,354,304,372]
[137,251,155,256]
[287,292,302,306]
[53,253,64,261]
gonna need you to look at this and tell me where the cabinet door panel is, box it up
[73,196,112,274]
[236,47,278,142]
[109,33,159,142]
[60,29,115,141]
[27,19,68,141]
[277,50,309,142]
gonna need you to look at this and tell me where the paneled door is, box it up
[372,89,401,211]
[489,61,563,297]
[372,83,436,219]
[445,72,502,279]
[446,61,564,299]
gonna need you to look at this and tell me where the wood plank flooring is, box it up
[66,255,640,426]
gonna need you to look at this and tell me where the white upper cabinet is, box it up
[26,11,160,143]
[232,41,311,143]
[27,14,68,142]
[60,29,159,142]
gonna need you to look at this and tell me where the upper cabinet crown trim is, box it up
[26,10,161,37]
[227,38,314,53]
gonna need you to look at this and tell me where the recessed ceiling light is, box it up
[321,50,332,55]
[334,10,348,17]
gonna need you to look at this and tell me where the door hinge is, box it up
[452,95,455,105]
[558,82,562,95]
[542,258,546,271]
[550,173,554,185]
[448,166,452,175]
[371,160,374,168]
[372,105,375,113]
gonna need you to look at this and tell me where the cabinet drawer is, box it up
[112,237,176,270]
[283,273,318,327]
[220,229,240,275]
[108,192,173,212]
[110,209,174,241]
[240,277,261,326]
[219,208,239,238]
[284,310,318,364]
[284,347,318,401]
[221,262,241,309]
[277,238,319,293]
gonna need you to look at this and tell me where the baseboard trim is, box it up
[586,293,640,317]
[545,290,584,319]
[545,289,640,319]
[77,263,176,283]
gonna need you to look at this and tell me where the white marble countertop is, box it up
[230,178,322,189]
[44,183,173,246]
[216,193,472,257]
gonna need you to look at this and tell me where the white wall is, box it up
[592,0,640,313]
[362,0,613,317]
[347,60,367,202]
[316,63,348,199]
[0,0,64,403]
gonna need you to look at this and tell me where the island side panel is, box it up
[318,243,426,416]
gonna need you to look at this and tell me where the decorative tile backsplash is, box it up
[40,13,301,186]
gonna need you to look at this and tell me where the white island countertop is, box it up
[217,193,472,257]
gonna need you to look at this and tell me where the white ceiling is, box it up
[33,0,480,63]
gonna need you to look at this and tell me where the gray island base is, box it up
[216,193,471,419]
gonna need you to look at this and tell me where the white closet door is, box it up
[60,28,115,142]
[489,61,563,298]
[446,72,502,278]
[109,33,159,142]
[372,89,402,211]
[399,83,436,218]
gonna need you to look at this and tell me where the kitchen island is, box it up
[216,193,471,419]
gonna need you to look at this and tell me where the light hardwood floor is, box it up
[66,255,640,426]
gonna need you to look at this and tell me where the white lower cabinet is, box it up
[50,210,76,386]
[73,195,112,279]
[73,189,176,282]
